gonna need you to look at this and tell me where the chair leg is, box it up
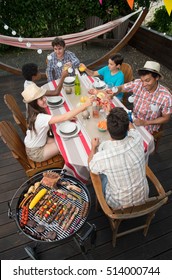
[109,219,121,247]
[152,130,163,153]
[154,138,160,153]
[144,211,156,236]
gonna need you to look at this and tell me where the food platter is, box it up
[56,122,81,138]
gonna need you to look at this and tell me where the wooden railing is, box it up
[129,23,172,70]
[0,62,47,78]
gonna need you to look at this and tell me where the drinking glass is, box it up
[107,82,114,89]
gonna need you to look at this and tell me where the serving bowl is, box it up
[97,120,107,132]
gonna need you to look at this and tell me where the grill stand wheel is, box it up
[74,222,97,259]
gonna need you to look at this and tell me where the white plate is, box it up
[93,80,106,89]
[46,96,62,104]
[47,97,64,107]
[64,76,75,84]
[56,122,80,138]
[59,121,77,134]
[63,83,74,87]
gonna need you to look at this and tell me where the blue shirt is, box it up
[98,66,124,100]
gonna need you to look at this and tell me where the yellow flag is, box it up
[163,0,172,15]
[126,0,134,10]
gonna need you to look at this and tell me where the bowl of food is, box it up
[88,88,97,95]
[97,120,107,132]
[97,91,105,99]
[80,96,88,103]
[64,76,75,85]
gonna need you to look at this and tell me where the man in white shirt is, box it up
[88,107,149,209]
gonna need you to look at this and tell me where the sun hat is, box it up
[138,61,162,78]
[21,83,47,103]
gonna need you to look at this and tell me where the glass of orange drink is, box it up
[79,63,86,72]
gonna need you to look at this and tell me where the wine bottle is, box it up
[74,74,81,95]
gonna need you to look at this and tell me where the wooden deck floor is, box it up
[0,73,172,260]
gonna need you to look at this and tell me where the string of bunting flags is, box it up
[99,0,172,15]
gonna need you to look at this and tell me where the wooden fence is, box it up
[129,23,172,70]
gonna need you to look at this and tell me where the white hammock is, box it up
[0,9,141,50]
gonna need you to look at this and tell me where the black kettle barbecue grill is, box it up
[8,169,96,259]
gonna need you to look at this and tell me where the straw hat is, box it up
[138,61,162,78]
[21,83,47,103]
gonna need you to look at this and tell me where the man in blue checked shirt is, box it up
[46,37,80,81]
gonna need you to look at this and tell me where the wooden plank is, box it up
[0,231,30,251]
[0,67,172,260]
[129,24,172,70]
[0,169,26,184]
[0,241,33,260]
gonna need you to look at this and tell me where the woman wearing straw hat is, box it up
[22,83,93,162]
[112,61,172,135]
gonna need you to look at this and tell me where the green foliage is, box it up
[0,0,133,39]
[146,6,172,36]
[1,0,169,53]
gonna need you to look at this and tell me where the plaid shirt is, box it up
[124,79,172,134]
[46,50,80,81]
[89,130,149,209]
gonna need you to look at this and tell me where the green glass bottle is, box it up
[74,74,81,95]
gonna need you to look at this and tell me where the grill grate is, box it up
[17,172,90,243]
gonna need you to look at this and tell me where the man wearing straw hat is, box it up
[112,61,172,135]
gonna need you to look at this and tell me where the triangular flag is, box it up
[163,0,172,15]
[126,0,134,10]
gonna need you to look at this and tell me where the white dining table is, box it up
[42,70,155,183]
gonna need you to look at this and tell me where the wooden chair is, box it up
[121,63,134,83]
[85,16,103,30]
[112,19,129,43]
[90,165,171,247]
[82,16,104,49]
[0,121,64,177]
[152,127,163,153]
[120,63,134,106]
[4,94,27,134]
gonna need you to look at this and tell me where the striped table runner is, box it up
[46,80,91,183]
